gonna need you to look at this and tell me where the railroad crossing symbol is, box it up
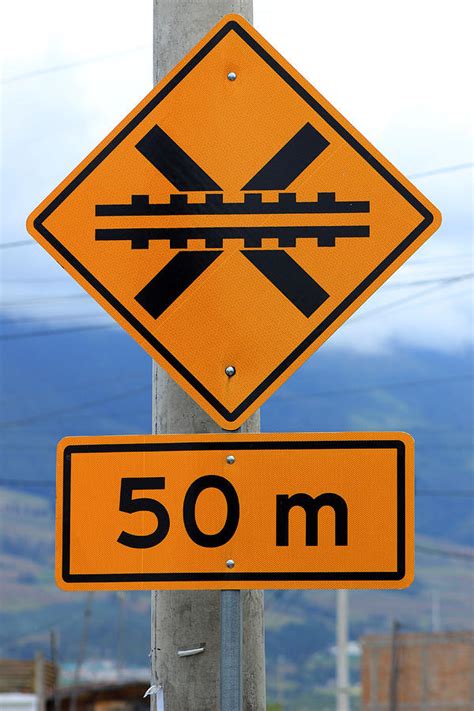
[96,122,369,321]
[27,15,441,429]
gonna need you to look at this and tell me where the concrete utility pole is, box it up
[150,3,265,710]
[34,652,45,711]
[431,590,441,632]
[336,589,350,711]
[389,620,401,711]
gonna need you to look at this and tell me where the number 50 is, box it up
[117,476,240,549]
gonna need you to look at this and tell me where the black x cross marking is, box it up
[95,123,370,319]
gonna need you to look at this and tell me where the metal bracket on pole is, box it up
[220,590,242,711]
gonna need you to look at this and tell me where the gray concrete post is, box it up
[220,590,243,710]
[34,652,45,711]
[150,3,265,709]
[336,589,350,711]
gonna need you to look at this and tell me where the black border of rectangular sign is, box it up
[34,20,434,424]
[61,439,406,583]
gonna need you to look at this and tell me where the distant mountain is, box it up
[1,315,472,544]
[1,316,473,708]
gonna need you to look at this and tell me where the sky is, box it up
[1,0,473,354]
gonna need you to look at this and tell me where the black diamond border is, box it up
[34,20,435,424]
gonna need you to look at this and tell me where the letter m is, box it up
[276,493,348,546]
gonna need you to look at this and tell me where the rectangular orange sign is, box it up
[56,432,414,590]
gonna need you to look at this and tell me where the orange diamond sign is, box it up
[27,15,441,429]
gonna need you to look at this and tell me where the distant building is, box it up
[0,655,149,711]
[0,694,38,711]
[361,630,474,711]
[0,656,57,711]
[45,682,149,711]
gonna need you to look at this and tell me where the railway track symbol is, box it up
[95,123,370,318]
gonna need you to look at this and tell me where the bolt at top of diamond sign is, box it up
[27,15,441,429]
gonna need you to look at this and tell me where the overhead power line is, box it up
[1,373,471,427]
[0,161,471,251]
[2,481,473,496]
[408,162,473,179]
[1,277,73,283]
[0,479,55,487]
[0,370,147,409]
[416,543,474,561]
[417,489,474,497]
[416,445,473,453]
[1,272,470,310]
[278,372,473,401]
[2,45,148,84]
[0,293,88,307]
[0,239,34,249]
[387,273,474,289]
[2,436,471,451]
[2,270,472,341]
[405,252,473,266]
[353,273,473,322]
[0,383,148,428]
[0,323,117,341]
[0,312,109,330]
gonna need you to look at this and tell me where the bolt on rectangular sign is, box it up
[56,432,414,590]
